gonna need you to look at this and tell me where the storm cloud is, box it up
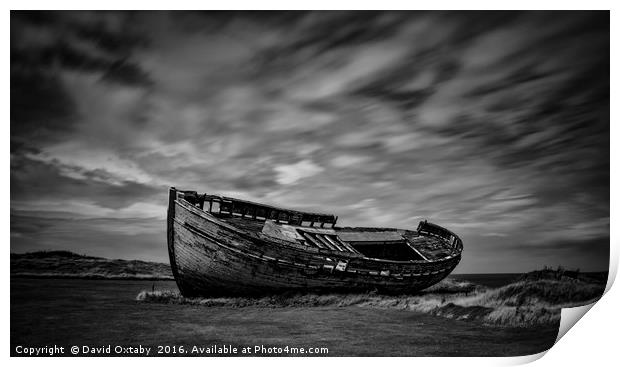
[10,11,609,273]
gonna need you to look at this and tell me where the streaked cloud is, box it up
[275,160,324,185]
[10,11,609,272]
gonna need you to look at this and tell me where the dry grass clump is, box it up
[423,277,482,294]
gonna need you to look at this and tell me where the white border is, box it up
[4,3,617,366]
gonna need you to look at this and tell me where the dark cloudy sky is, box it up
[10,11,609,273]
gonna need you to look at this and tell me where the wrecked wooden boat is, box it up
[167,187,463,296]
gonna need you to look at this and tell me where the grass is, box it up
[12,278,559,356]
[136,268,605,328]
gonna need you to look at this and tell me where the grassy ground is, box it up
[11,278,558,356]
[136,270,605,328]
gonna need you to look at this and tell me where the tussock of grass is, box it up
[136,272,605,328]
[422,277,483,294]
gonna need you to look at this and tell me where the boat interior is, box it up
[179,191,459,262]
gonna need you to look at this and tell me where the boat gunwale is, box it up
[175,197,462,265]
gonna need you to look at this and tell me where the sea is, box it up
[10,274,559,357]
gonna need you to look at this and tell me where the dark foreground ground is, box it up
[10,277,558,357]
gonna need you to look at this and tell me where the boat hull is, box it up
[168,190,462,297]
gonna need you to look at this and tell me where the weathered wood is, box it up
[167,188,463,296]
[200,194,337,227]
[301,231,324,249]
[167,187,194,295]
[335,236,360,254]
[322,234,346,252]
[311,232,337,251]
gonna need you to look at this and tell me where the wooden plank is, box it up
[334,236,360,254]
[322,234,345,252]
[301,232,324,249]
[201,194,338,226]
[206,195,336,224]
[405,240,430,262]
[166,187,184,292]
[312,233,338,251]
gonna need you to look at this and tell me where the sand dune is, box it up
[11,251,173,280]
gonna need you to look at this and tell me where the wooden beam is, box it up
[334,237,359,254]
[322,235,345,252]
[312,233,338,251]
[301,232,324,249]
[166,187,181,281]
